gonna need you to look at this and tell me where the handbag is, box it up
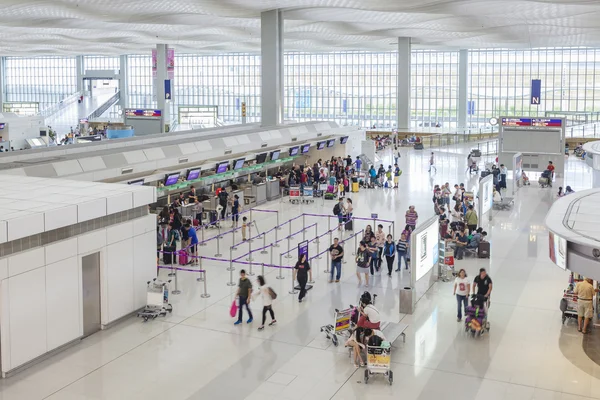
[268,287,278,300]
[229,300,238,318]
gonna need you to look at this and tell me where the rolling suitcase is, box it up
[352,182,359,192]
[414,143,424,150]
[478,242,490,258]
[163,245,176,264]
[178,250,189,265]
[345,219,353,231]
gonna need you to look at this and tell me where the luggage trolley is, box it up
[320,306,354,346]
[137,278,173,322]
[364,344,393,385]
[289,185,301,204]
[302,186,314,203]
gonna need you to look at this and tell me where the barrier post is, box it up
[353,231,359,255]
[199,225,206,246]
[214,235,222,257]
[217,223,223,239]
[249,209,253,230]
[227,253,236,286]
[261,262,265,276]
[285,236,293,259]
[288,221,294,241]
[172,271,181,295]
[314,224,319,244]
[196,256,204,282]
[277,255,285,279]
[260,233,268,254]
[248,221,254,243]
[248,256,255,276]
[274,222,280,247]
[227,247,235,271]
[200,271,210,298]
[392,221,396,238]
[246,239,254,262]
[270,244,274,271]
[317,237,323,260]
[289,270,298,294]
[168,248,176,277]
[231,226,237,250]
[276,211,282,230]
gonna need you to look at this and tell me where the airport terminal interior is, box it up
[2,1,600,400]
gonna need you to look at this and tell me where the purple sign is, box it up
[317,141,326,150]
[187,169,200,180]
[327,139,335,147]
[216,162,229,174]
[289,146,299,156]
[298,240,309,259]
[301,144,311,154]
[340,136,349,144]
[164,173,180,186]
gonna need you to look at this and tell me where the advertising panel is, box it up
[549,232,567,270]
[512,152,522,195]
[167,48,175,80]
[414,219,439,281]
[478,174,494,219]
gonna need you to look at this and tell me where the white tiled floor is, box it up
[0,143,597,400]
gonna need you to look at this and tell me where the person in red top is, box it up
[547,161,555,179]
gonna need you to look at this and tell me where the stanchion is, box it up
[248,221,254,243]
[172,271,181,295]
[246,239,254,262]
[227,258,236,286]
[392,221,396,237]
[270,244,274,271]
[261,262,265,276]
[196,256,204,282]
[168,249,176,277]
[199,226,207,246]
[227,247,235,271]
[353,231,359,255]
[285,236,293,259]
[288,221,294,241]
[274,224,280,247]
[276,211,282,230]
[277,255,285,279]
[232,226,238,250]
[200,271,210,298]
[289,271,298,294]
[260,233,268,254]
[214,235,222,257]
[314,224,319,244]
[248,257,255,276]
[217,222,223,239]
[317,237,323,260]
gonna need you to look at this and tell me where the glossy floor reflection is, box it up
[0,143,597,400]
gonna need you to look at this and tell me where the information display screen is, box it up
[481,178,493,216]
[125,109,162,118]
[289,146,299,156]
[0,123,5,130]
[270,150,280,161]
[256,153,267,163]
[297,240,309,259]
[549,232,567,270]
[216,162,229,174]
[301,144,311,154]
[164,173,180,186]
[233,158,245,170]
[532,118,562,127]
[340,136,349,144]
[414,221,439,281]
[501,118,531,126]
[327,139,336,148]
[186,168,201,180]
[316,141,326,150]
[128,179,144,185]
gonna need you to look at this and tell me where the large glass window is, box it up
[83,56,120,71]
[4,56,77,111]
[127,55,154,108]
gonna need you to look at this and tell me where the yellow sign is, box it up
[241,102,247,117]
[367,347,390,368]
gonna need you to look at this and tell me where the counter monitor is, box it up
[233,158,245,170]
[128,178,144,185]
[340,136,349,144]
[270,150,280,161]
[316,141,326,150]
[301,144,311,154]
[216,162,229,174]
[186,168,201,181]
[164,173,180,186]
[256,153,268,164]
[289,146,299,156]
[327,139,336,147]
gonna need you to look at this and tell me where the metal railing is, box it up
[87,91,120,121]
[421,131,498,148]
[39,91,82,118]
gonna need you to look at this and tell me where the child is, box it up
[242,217,248,241]
[338,181,345,197]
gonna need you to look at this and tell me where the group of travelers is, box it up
[453,268,493,321]
[366,163,402,188]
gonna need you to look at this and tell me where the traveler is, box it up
[395,233,409,271]
[355,241,371,287]
[565,186,575,195]
[345,154,353,167]
[574,277,597,334]
[363,224,374,243]
[345,198,354,230]
[253,275,277,331]
[465,205,478,233]
[328,238,344,283]
[234,269,253,325]
[368,165,377,187]
[499,164,508,189]
[367,235,379,275]
[454,229,469,260]
[345,327,366,367]
[171,208,183,236]
[405,205,418,231]
[443,183,452,207]
[428,152,437,173]
[334,197,346,230]
[354,156,363,173]
[357,293,381,329]
[383,234,395,276]
[453,269,470,321]
[557,186,564,197]
[375,224,385,269]
[472,268,493,307]
[231,194,241,228]
[158,206,170,241]
[218,188,229,220]
[293,254,312,303]
[193,198,203,226]
[183,224,199,264]
[393,163,401,188]
[547,161,555,179]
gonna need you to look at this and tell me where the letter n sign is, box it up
[531,79,541,105]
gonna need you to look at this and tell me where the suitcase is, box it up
[324,192,335,200]
[178,250,189,265]
[414,143,424,150]
[209,211,218,226]
[327,185,335,193]
[352,182,359,192]
[193,219,199,227]
[345,219,353,231]
[478,242,490,258]
[163,245,176,264]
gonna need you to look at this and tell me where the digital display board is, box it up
[256,153,267,163]
[327,139,336,147]
[128,179,144,185]
[532,118,562,127]
[216,162,229,174]
[186,168,201,181]
[289,146,299,156]
[415,220,439,281]
[125,109,162,118]
[0,123,5,130]
[233,158,245,170]
[501,118,531,127]
[270,150,280,161]
[316,141,326,150]
[164,173,180,186]
[340,136,349,144]
[301,144,311,154]
[549,232,567,270]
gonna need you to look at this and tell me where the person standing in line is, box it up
[453,269,470,321]
[253,275,277,331]
[184,223,199,265]
[368,165,377,187]
[499,164,508,189]
[334,197,346,231]
[293,254,312,303]
[443,182,452,208]
[345,198,354,230]
[428,152,437,173]
[395,232,409,271]
[231,194,241,228]
[218,188,229,220]
[472,268,493,308]
[354,156,363,174]
[368,235,379,275]
[405,205,418,231]
[574,277,597,334]
[383,234,396,276]
[465,205,478,233]
[375,224,386,270]
[393,163,401,189]
[355,241,371,287]
[363,224,374,243]
[234,269,253,325]
[328,238,344,283]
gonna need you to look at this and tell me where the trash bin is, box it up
[399,287,415,314]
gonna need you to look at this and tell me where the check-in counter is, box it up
[266,179,281,201]
[253,183,267,205]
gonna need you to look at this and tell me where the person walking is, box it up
[472,268,493,308]
[375,224,385,270]
[393,163,401,188]
[465,205,478,233]
[405,205,418,231]
[383,234,396,276]
[428,152,437,173]
[234,269,253,325]
[453,269,470,321]
[395,232,409,271]
[253,275,276,331]
[231,194,241,228]
[293,254,312,303]
[574,277,597,334]
[355,241,371,287]
[367,235,379,275]
[328,238,344,283]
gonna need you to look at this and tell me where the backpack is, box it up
[268,287,277,300]
[333,203,341,216]
[368,335,383,347]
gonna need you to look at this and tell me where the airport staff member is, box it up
[188,186,198,202]
[574,278,597,334]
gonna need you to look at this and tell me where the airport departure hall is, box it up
[3,1,600,400]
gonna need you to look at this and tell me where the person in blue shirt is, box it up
[354,156,363,173]
[184,223,199,265]
[368,165,377,187]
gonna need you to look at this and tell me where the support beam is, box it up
[396,38,411,131]
[76,55,84,94]
[458,49,469,130]
[261,9,283,127]
[119,55,128,109]
[155,44,169,132]
[0,57,5,112]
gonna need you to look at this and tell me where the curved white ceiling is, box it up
[1,0,600,55]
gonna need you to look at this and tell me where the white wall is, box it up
[0,213,155,375]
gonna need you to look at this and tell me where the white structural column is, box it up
[396,37,411,131]
[457,49,469,130]
[119,55,128,109]
[261,9,284,127]
[0,57,4,112]
[75,55,84,94]
[155,44,169,132]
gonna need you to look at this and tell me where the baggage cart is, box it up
[289,185,301,204]
[302,187,314,203]
[320,306,354,346]
[364,345,393,385]
[137,278,173,322]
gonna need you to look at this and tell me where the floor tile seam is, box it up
[40,322,179,400]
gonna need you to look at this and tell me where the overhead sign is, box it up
[164,80,171,100]
[501,118,531,127]
[125,109,162,118]
[531,79,541,105]
[531,118,562,127]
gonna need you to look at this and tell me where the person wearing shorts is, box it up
[355,241,371,287]
[575,278,597,334]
